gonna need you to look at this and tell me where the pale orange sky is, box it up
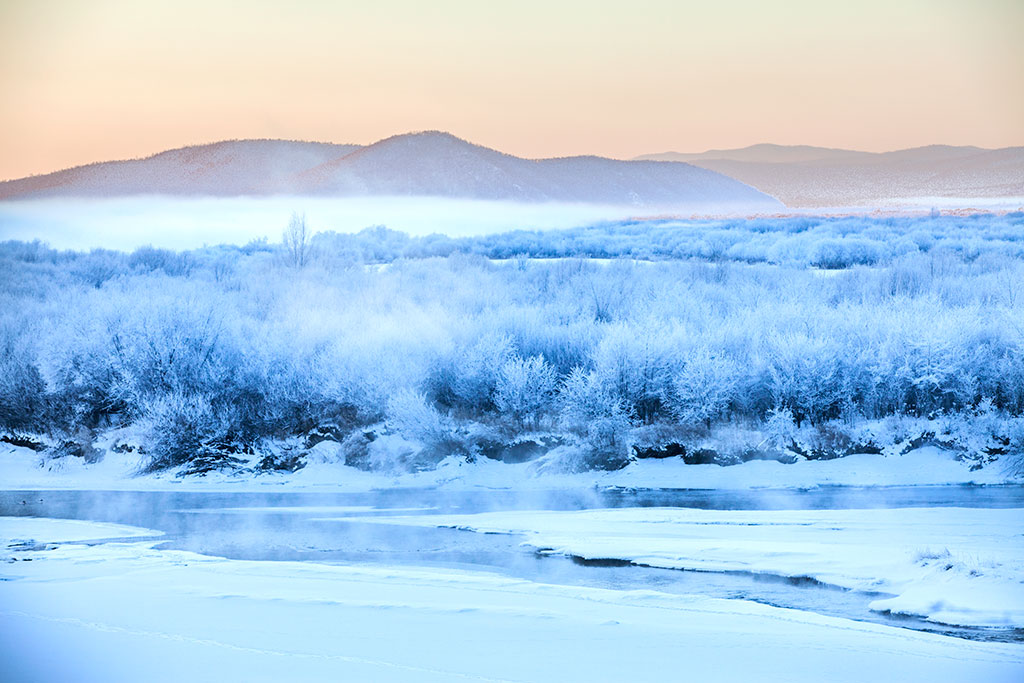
[1,0,1022,180]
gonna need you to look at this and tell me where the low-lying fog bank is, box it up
[0,196,664,250]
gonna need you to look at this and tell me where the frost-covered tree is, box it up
[767,334,842,425]
[383,389,465,466]
[283,212,312,268]
[3,211,1024,473]
[589,324,675,424]
[427,333,512,414]
[667,348,739,428]
[142,392,237,473]
[494,354,557,427]
[558,367,634,468]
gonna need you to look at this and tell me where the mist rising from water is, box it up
[0,196,650,250]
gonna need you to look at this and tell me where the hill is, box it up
[0,132,780,211]
[636,144,1024,207]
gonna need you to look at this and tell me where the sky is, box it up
[0,0,1022,180]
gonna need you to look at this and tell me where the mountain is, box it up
[297,132,776,207]
[636,144,1024,207]
[0,132,780,211]
[638,143,873,165]
[0,140,359,200]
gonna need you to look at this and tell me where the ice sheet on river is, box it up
[356,506,1024,628]
[2,517,1022,682]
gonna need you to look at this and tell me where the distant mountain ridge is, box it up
[0,132,780,211]
[636,144,1024,207]
[2,140,360,199]
[638,143,874,164]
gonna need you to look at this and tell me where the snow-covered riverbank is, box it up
[1,442,1018,492]
[2,517,1022,683]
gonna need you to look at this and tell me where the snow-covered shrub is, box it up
[302,440,344,466]
[384,390,468,466]
[875,414,926,449]
[493,354,558,428]
[386,390,451,445]
[589,324,676,424]
[797,420,883,460]
[940,400,1021,468]
[70,249,127,288]
[810,238,884,269]
[666,348,739,428]
[1002,420,1024,478]
[765,406,798,451]
[558,368,634,470]
[365,433,424,472]
[0,320,47,432]
[142,392,245,473]
[427,333,512,414]
[766,334,843,425]
[4,211,1024,474]
[33,295,126,431]
[128,246,193,276]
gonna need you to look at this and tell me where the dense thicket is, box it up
[308,212,1024,267]
[2,213,1023,471]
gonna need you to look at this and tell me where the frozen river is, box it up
[3,485,1022,644]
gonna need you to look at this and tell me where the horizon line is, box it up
[4,130,1021,184]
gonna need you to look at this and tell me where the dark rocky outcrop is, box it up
[49,432,103,464]
[257,452,307,473]
[683,448,720,465]
[305,424,349,449]
[632,443,686,460]
[0,434,46,451]
[480,436,566,463]
[177,451,247,477]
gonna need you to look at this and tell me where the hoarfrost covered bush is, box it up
[2,212,1024,473]
[304,212,1024,266]
[667,347,740,428]
[938,400,1024,469]
[765,407,798,451]
[142,392,245,474]
[810,238,884,269]
[1003,421,1024,478]
[766,333,846,426]
[386,389,452,447]
[557,368,634,470]
[493,354,558,428]
[0,315,47,431]
[589,324,676,423]
[427,333,511,414]
[384,389,467,466]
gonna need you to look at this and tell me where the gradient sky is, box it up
[1,0,1022,180]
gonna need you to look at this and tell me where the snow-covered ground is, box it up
[1,442,1018,492]
[362,506,1024,629]
[2,517,1022,683]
